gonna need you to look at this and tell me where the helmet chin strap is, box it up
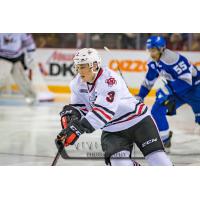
[158,47,166,60]
[152,47,165,61]
[89,63,100,83]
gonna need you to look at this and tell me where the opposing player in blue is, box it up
[137,36,200,148]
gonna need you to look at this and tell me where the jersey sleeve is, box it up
[69,80,88,116]
[21,34,36,52]
[138,61,159,99]
[84,80,119,130]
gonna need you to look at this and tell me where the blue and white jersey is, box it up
[0,33,36,59]
[138,49,200,99]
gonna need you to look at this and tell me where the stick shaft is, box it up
[104,46,129,89]
[51,150,61,166]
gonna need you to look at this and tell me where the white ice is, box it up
[0,96,200,166]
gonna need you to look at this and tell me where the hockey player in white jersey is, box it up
[0,33,36,104]
[55,48,172,166]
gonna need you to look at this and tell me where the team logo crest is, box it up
[3,35,14,44]
[89,92,97,103]
[105,77,117,87]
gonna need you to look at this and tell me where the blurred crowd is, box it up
[32,33,200,51]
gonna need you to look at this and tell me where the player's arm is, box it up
[57,81,94,146]
[57,82,119,146]
[21,34,36,68]
[21,33,36,52]
[69,85,89,116]
[137,62,159,99]
[60,81,88,128]
[67,80,89,117]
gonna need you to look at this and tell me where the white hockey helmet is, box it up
[73,48,101,69]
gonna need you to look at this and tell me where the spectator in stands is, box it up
[33,34,59,48]
[167,33,188,50]
[76,33,86,48]
[33,35,46,48]
[121,33,137,49]
[191,34,200,51]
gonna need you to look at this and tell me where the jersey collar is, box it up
[87,68,103,92]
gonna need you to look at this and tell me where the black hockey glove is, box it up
[163,96,176,116]
[60,105,82,129]
[57,120,85,146]
[56,118,95,146]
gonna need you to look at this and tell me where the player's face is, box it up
[76,64,95,82]
[148,48,161,61]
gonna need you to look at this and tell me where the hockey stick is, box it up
[51,65,78,166]
[51,149,61,166]
[51,140,70,166]
[104,46,129,89]
[51,115,71,166]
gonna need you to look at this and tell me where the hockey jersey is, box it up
[70,67,149,132]
[138,49,200,99]
[0,33,36,59]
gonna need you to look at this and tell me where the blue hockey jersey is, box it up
[138,49,200,99]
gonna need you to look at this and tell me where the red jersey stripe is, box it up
[93,107,112,121]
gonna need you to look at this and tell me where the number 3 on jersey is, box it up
[106,91,115,103]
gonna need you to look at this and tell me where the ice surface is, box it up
[0,96,199,166]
